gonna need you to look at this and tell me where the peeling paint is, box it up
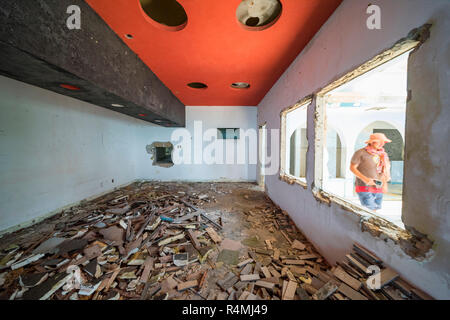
[279,173,307,189]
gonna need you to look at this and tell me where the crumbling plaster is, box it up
[257,0,450,299]
[146,141,175,168]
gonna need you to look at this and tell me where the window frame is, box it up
[279,95,313,189]
[217,128,240,140]
[312,32,423,218]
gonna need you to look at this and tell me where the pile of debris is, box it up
[226,239,434,300]
[0,181,434,300]
[0,182,225,300]
[209,191,434,301]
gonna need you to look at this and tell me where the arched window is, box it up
[289,127,307,178]
[280,96,311,186]
[325,127,346,179]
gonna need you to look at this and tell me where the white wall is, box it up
[257,0,450,299]
[0,77,258,232]
[0,75,141,232]
[136,106,258,182]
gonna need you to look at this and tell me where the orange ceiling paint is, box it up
[86,0,342,106]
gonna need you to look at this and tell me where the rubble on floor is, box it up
[0,182,433,300]
[327,243,434,300]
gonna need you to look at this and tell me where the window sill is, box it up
[312,188,434,261]
[279,172,307,189]
[153,162,174,168]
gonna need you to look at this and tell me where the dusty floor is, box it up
[0,182,432,300]
[0,181,330,300]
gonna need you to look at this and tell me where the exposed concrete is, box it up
[0,0,185,126]
[257,0,450,299]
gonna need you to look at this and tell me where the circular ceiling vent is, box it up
[236,0,282,31]
[187,82,208,89]
[231,82,251,89]
[139,0,188,31]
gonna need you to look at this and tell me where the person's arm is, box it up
[350,163,376,186]
[385,156,391,182]
[381,155,391,193]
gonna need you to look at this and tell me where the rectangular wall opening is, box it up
[280,97,311,187]
[155,147,173,165]
[217,128,240,140]
[147,142,174,168]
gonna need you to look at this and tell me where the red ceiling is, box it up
[86,0,342,106]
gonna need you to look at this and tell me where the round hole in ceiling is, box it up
[125,34,134,39]
[246,17,260,27]
[187,82,208,89]
[231,82,251,89]
[236,0,282,31]
[139,0,188,31]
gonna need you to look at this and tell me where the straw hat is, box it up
[365,133,392,144]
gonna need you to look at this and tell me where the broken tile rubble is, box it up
[0,182,433,300]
